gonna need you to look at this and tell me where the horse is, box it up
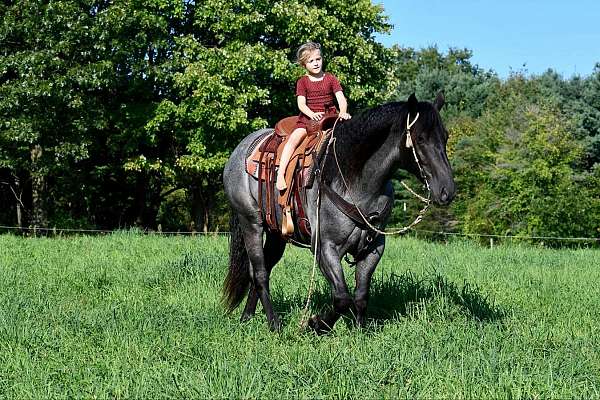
[222,93,456,333]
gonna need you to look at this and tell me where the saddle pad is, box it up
[245,129,330,182]
[244,130,273,178]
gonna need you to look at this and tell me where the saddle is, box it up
[245,112,339,239]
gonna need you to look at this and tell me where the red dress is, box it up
[295,73,343,129]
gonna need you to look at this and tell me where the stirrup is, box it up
[281,206,294,237]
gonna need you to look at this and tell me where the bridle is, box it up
[328,112,431,236]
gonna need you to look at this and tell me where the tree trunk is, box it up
[203,203,209,233]
[30,145,47,231]
[133,173,162,229]
[145,175,162,229]
[189,178,218,233]
[190,183,205,233]
[134,173,148,228]
[13,174,22,228]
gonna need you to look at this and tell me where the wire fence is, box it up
[1,224,598,246]
[0,225,230,236]
[411,228,600,244]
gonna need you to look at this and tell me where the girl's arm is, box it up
[335,91,351,120]
[297,96,323,121]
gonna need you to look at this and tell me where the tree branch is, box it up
[0,181,27,211]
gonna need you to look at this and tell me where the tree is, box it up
[390,45,499,117]
[385,46,499,232]
[535,67,600,169]
[450,76,600,239]
[1,1,107,228]
[140,0,396,230]
[1,0,396,231]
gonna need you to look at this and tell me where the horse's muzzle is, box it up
[435,184,455,206]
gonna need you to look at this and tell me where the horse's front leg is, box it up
[308,242,353,334]
[354,235,385,328]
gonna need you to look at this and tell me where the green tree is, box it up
[390,45,499,117]
[140,0,395,230]
[451,76,600,239]
[386,46,499,232]
[1,0,395,231]
[534,67,600,168]
[0,0,194,229]
[1,1,108,228]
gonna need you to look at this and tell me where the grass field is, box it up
[0,232,599,398]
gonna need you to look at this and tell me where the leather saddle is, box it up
[245,112,339,239]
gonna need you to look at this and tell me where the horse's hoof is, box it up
[308,315,331,335]
[269,316,282,332]
[240,313,253,323]
[355,315,367,329]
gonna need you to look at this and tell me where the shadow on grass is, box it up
[367,272,505,323]
[273,271,505,327]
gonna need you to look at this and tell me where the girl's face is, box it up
[303,50,323,75]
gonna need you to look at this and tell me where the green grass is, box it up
[0,233,599,398]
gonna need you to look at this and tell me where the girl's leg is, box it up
[276,128,307,191]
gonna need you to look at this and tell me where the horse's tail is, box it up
[223,211,251,313]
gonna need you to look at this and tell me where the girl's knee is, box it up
[292,128,307,137]
[290,128,307,144]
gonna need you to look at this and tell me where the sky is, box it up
[375,0,600,78]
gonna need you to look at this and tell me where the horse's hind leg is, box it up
[241,232,286,322]
[239,218,282,331]
[354,236,385,328]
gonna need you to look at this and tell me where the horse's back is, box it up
[223,128,273,214]
[225,129,272,175]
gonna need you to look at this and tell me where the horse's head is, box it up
[403,93,456,206]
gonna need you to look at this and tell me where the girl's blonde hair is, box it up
[296,42,321,66]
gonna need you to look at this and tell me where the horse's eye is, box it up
[417,134,426,144]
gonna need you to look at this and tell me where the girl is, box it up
[276,42,351,191]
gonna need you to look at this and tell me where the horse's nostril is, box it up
[440,187,448,202]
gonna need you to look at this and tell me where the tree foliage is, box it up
[0,0,393,231]
[386,49,600,240]
[450,76,600,239]
[0,1,599,241]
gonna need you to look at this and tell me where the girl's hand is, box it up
[339,112,352,120]
[310,112,324,121]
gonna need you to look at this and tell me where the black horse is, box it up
[222,93,455,333]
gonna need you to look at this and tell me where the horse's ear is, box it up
[407,93,418,113]
[433,91,445,111]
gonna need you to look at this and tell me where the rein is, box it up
[299,116,343,329]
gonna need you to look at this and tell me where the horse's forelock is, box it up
[413,101,446,139]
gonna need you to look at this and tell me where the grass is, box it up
[0,232,599,398]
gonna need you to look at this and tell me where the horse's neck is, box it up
[329,112,404,202]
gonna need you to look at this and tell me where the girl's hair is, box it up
[296,42,321,65]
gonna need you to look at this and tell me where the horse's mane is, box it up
[335,100,442,146]
[335,102,405,147]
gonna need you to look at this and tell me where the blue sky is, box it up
[375,0,600,78]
